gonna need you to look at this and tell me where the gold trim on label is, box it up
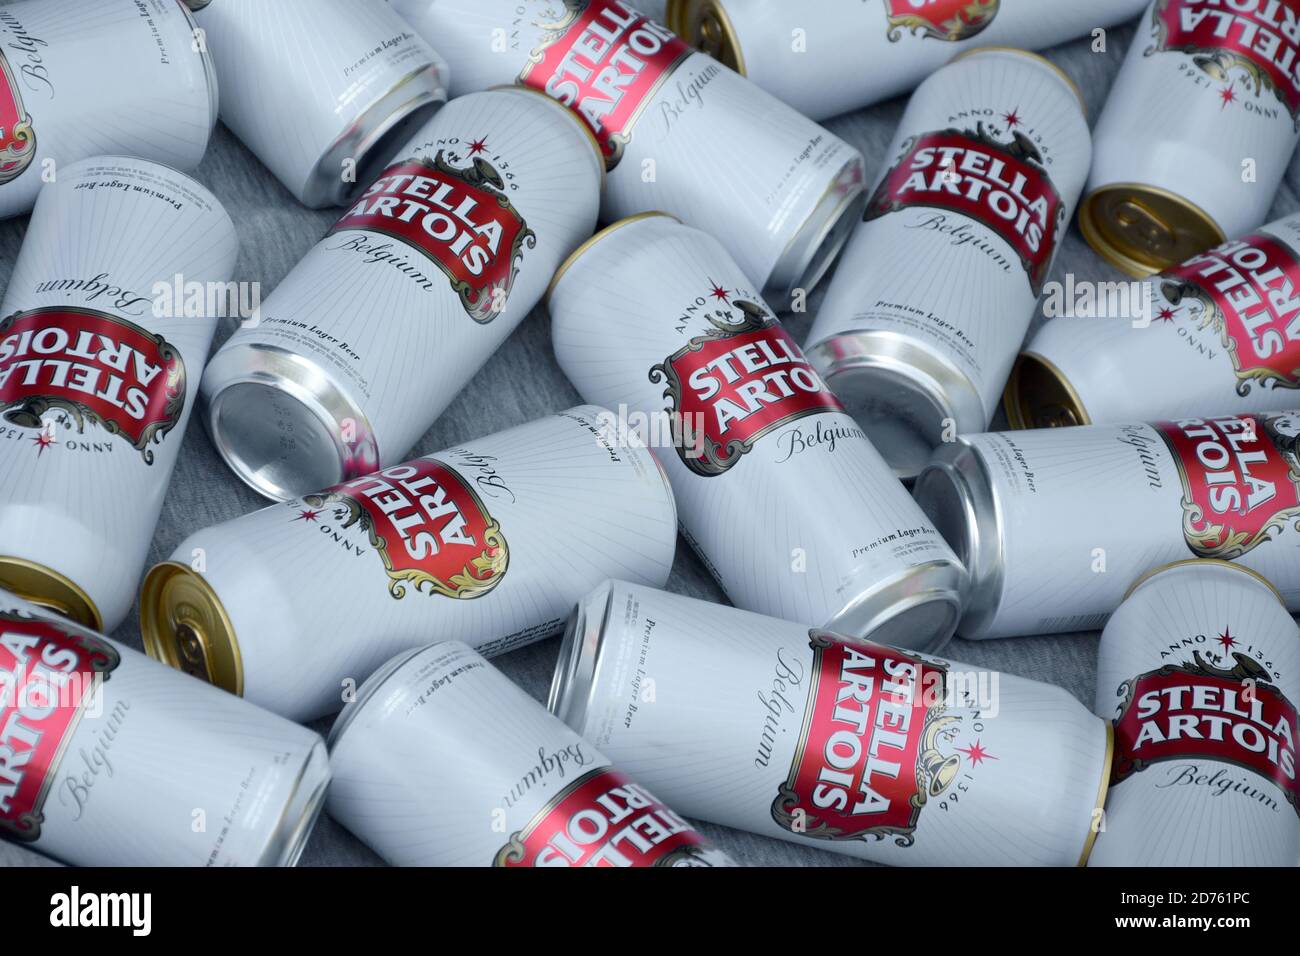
[667,0,747,75]
[1080,184,1226,278]
[1076,723,1114,868]
[950,46,1086,115]
[487,84,607,188]
[546,211,681,302]
[1003,352,1092,430]
[139,561,244,695]
[0,556,102,631]
[1122,559,1286,606]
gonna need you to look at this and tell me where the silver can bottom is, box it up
[766,156,868,300]
[824,558,964,655]
[263,738,332,867]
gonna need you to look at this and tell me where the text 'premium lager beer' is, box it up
[1091,561,1300,866]
[550,581,1112,866]
[140,408,678,721]
[391,0,868,297]
[200,88,602,501]
[0,589,330,867]
[805,48,1091,481]
[328,641,734,867]
[0,156,238,632]
[549,214,965,653]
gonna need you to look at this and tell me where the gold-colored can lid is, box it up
[139,561,244,696]
[1076,723,1114,868]
[1122,558,1286,606]
[0,556,102,631]
[1002,352,1092,430]
[666,0,746,74]
[546,211,680,302]
[1079,184,1226,278]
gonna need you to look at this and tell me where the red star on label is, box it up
[1219,85,1237,109]
[958,739,997,767]
[295,509,322,522]
[1156,306,1176,323]
[1217,627,1237,651]
[467,137,488,155]
[708,281,730,303]
[1002,108,1022,128]
[31,431,55,457]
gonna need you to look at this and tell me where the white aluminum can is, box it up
[1091,560,1300,866]
[1081,0,1300,276]
[200,87,603,501]
[914,412,1300,639]
[190,0,448,208]
[550,580,1113,866]
[549,214,964,654]
[0,156,238,633]
[666,0,1148,120]
[328,640,734,867]
[805,48,1091,481]
[139,407,678,722]
[0,0,217,221]
[390,0,867,298]
[0,589,330,867]
[1009,213,1300,429]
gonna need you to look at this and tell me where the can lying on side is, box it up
[805,48,1091,480]
[200,87,603,501]
[0,589,330,867]
[1091,561,1300,866]
[550,580,1112,866]
[140,407,678,722]
[549,214,965,654]
[328,640,734,867]
[0,156,238,632]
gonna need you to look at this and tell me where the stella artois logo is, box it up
[866,122,1065,294]
[1148,0,1300,122]
[1160,233,1300,393]
[0,307,187,464]
[1111,649,1298,817]
[518,0,691,170]
[885,0,999,42]
[0,612,120,843]
[332,153,535,323]
[493,767,720,867]
[0,49,35,185]
[771,633,961,846]
[301,459,508,600]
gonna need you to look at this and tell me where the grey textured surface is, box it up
[0,16,1290,868]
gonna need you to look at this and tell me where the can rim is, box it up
[767,156,868,298]
[486,84,607,187]
[547,581,616,733]
[1075,723,1114,868]
[1079,184,1227,279]
[139,560,245,696]
[175,0,220,136]
[1122,558,1286,606]
[327,644,433,750]
[546,211,681,304]
[1003,351,1092,430]
[666,0,747,76]
[950,46,1087,115]
[0,556,103,632]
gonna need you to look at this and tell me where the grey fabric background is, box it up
[2,13,1294,868]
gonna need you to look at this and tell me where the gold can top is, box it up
[546,211,681,302]
[951,47,1087,116]
[1002,352,1092,430]
[1076,723,1114,868]
[1080,184,1226,278]
[1122,558,1286,606]
[667,0,746,75]
[139,561,244,696]
[0,556,103,631]
[486,84,607,186]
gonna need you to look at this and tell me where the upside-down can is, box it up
[0,156,238,632]
[328,640,734,867]
[665,0,1148,120]
[1008,212,1300,429]
[805,48,1091,481]
[549,580,1112,866]
[390,0,867,297]
[140,407,678,721]
[1091,561,1300,866]
[549,214,964,653]
[0,589,330,867]
[189,0,448,208]
[1082,0,1300,276]
[913,412,1300,639]
[199,87,603,501]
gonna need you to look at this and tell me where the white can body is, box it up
[1091,561,1300,866]
[0,156,238,632]
[0,0,216,220]
[327,641,733,867]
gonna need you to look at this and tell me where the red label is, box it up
[866,127,1065,293]
[0,612,120,843]
[301,459,508,600]
[0,50,36,185]
[1159,233,1300,392]
[649,299,843,477]
[519,0,691,170]
[331,156,535,324]
[1111,652,1298,817]
[884,0,999,41]
[0,308,187,464]
[772,633,955,845]
[1155,414,1300,560]
[1151,0,1300,118]
[493,767,720,867]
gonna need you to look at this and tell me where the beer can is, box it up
[190,0,449,208]
[549,580,1113,866]
[1009,212,1300,429]
[913,412,1300,640]
[666,0,1148,120]
[390,0,868,297]
[805,48,1091,481]
[0,589,330,867]
[139,407,678,722]
[0,0,217,221]
[0,156,238,632]
[1081,0,1300,276]
[1091,560,1300,866]
[328,640,734,867]
[549,214,964,654]
[199,88,603,502]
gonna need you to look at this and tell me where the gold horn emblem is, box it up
[920,716,962,797]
